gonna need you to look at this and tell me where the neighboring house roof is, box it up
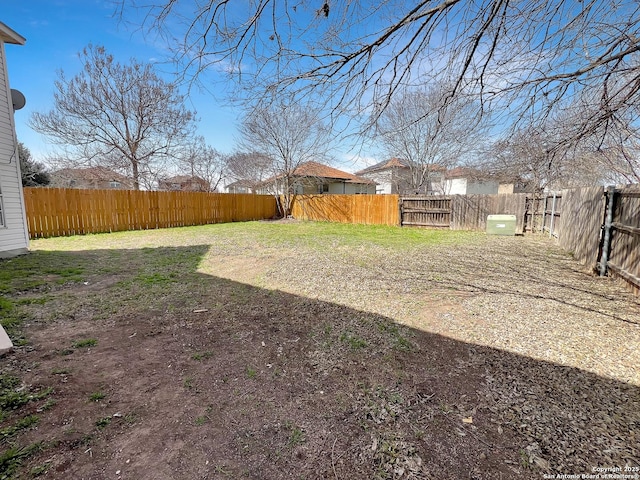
[356,158,447,176]
[0,22,26,45]
[158,175,210,191]
[226,179,260,190]
[291,161,376,184]
[445,167,490,180]
[355,158,410,175]
[262,161,376,185]
[51,167,134,187]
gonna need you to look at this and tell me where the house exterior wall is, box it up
[445,178,468,195]
[226,184,252,194]
[498,183,515,194]
[465,180,499,195]
[360,167,445,195]
[359,170,394,194]
[0,38,28,257]
[428,175,446,195]
[445,178,499,195]
[360,168,417,194]
[327,182,375,194]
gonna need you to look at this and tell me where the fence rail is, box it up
[23,188,278,238]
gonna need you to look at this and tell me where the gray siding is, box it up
[0,39,29,254]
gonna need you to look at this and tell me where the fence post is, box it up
[599,186,615,277]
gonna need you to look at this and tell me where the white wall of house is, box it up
[327,182,375,194]
[0,27,28,258]
[445,178,499,195]
[360,168,447,195]
[359,171,393,194]
[445,178,468,195]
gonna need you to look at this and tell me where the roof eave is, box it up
[0,22,26,45]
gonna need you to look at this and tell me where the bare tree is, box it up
[574,116,640,185]
[374,84,488,194]
[120,0,640,145]
[484,123,611,194]
[225,151,273,193]
[488,131,563,194]
[30,44,196,190]
[175,136,227,192]
[237,101,331,216]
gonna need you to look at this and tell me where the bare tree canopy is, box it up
[174,136,227,192]
[375,83,489,194]
[225,151,273,192]
[569,108,640,184]
[483,122,614,193]
[237,100,331,215]
[30,44,197,190]
[120,0,640,142]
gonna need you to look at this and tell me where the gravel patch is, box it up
[263,235,640,384]
[251,233,640,474]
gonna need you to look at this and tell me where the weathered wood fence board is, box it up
[23,188,278,238]
[558,187,605,266]
[450,195,494,231]
[608,187,640,293]
[400,196,451,227]
[290,194,400,226]
[400,193,528,233]
[541,194,563,238]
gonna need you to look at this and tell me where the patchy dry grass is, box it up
[0,220,638,479]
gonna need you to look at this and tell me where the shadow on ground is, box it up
[1,245,638,479]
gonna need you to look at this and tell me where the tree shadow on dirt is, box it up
[1,245,638,479]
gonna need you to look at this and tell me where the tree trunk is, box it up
[131,160,140,190]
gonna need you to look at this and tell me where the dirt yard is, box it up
[1,221,639,479]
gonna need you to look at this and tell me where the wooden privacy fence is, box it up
[290,194,400,226]
[400,194,528,233]
[559,185,640,294]
[23,188,278,238]
[400,197,451,228]
[601,187,640,293]
[558,187,604,265]
[525,193,563,236]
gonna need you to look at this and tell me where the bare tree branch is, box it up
[30,44,197,190]
[237,100,332,215]
[374,83,490,193]
[118,0,640,148]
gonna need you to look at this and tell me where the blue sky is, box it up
[2,1,244,163]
